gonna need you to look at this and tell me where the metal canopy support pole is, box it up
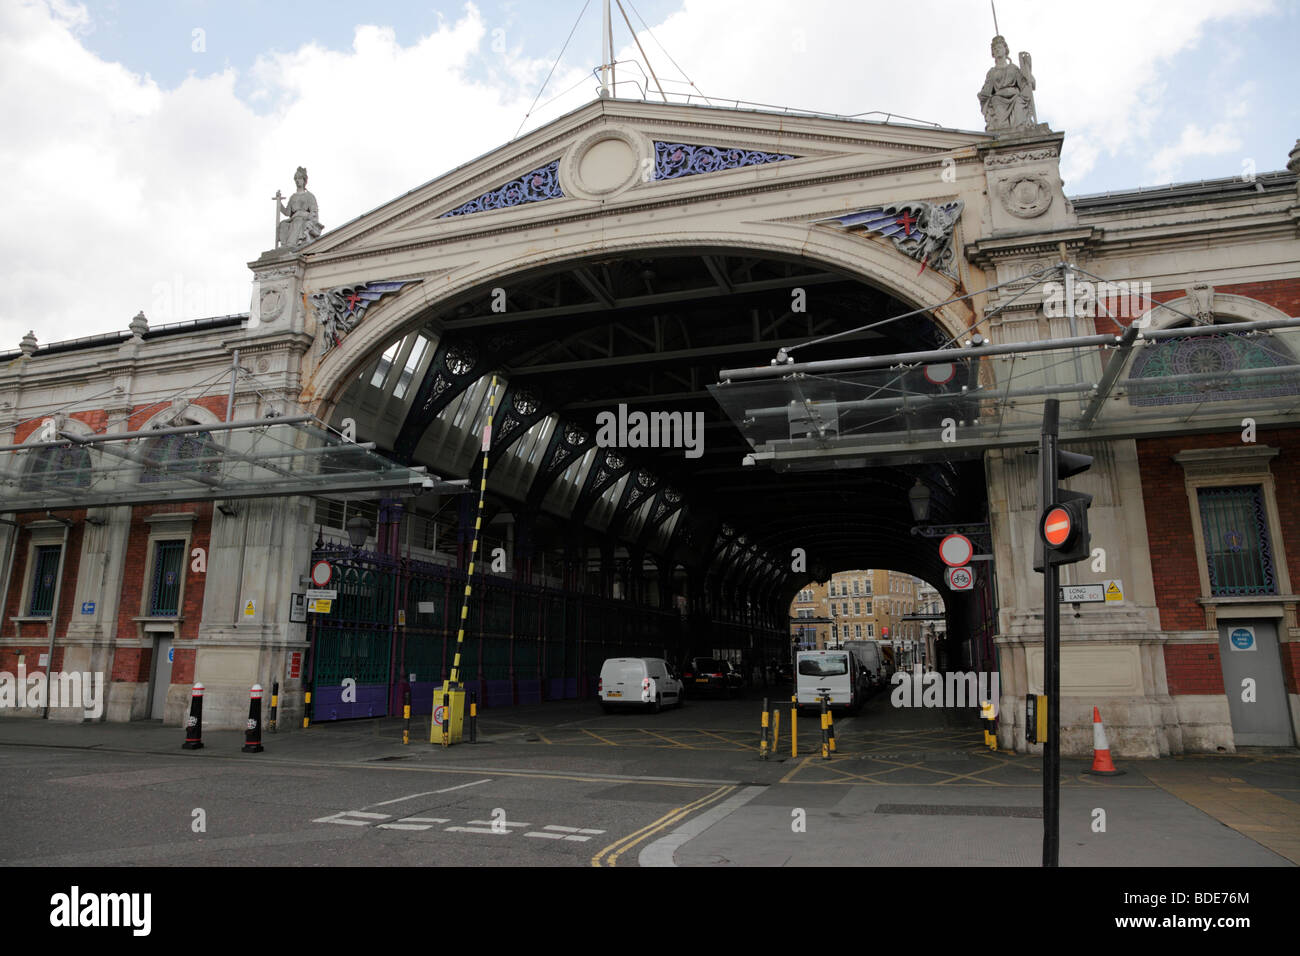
[1040,398,1061,868]
[227,349,240,422]
[42,521,71,718]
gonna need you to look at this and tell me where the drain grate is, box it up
[875,803,1042,819]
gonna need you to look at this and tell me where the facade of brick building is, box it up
[1,95,1297,756]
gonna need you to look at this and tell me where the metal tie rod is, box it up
[718,316,1300,383]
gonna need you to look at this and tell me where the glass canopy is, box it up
[710,317,1300,469]
[0,416,468,514]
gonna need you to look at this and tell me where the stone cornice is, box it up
[1173,445,1279,478]
[963,227,1098,267]
[305,156,986,269]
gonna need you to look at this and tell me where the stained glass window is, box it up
[140,431,221,484]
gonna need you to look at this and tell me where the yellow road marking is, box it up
[591,785,734,867]
[694,729,748,748]
[640,728,694,749]
[581,728,619,746]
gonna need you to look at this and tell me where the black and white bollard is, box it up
[242,684,264,753]
[182,682,204,750]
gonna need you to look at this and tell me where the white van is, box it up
[795,650,859,713]
[598,657,683,713]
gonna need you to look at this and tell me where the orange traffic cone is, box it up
[1085,706,1125,776]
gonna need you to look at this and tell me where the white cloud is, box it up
[0,0,1281,347]
[1147,122,1244,184]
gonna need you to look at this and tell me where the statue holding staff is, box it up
[274,166,323,250]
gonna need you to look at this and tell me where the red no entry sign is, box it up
[1042,507,1072,546]
[939,534,973,567]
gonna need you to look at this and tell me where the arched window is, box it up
[139,429,221,484]
[21,443,92,492]
[1128,325,1300,407]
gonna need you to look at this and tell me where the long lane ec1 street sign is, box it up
[1059,584,1104,603]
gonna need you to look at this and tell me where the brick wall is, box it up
[1282,642,1300,696]
[111,646,152,683]
[2,516,86,642]
[1090,277,1300,334]
[115,503,213,644]
[126,395,230,431]
[1164,643,1225,695]
[1137,428,1300,633]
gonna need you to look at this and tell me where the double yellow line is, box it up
[591,785,735,867]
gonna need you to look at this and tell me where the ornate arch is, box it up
[302,224,977,416]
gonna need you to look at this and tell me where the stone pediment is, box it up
[305,99,988,260]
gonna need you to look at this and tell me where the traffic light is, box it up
[1032,446,1094,572]
[1039,489,1093,565]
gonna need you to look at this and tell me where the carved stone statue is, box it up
[274,166,322,250]
[978,35,1038,133]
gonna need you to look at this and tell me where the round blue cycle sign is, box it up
[1230,628,1255,651]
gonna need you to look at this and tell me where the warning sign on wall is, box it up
[243,599,257,618]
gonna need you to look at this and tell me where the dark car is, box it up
[682,657,733,698]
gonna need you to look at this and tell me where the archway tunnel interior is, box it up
[306,247,994,718]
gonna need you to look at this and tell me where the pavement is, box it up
[2,689,1298,867]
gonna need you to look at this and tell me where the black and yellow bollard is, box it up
[980,699,997,751]
[827,700,836,754]
[269,680,279,733]
[402,685,411,746]
[790,694,798,758]
[469,691,478,744]
[772,707,781,753]
[820,696,830,760]
[242,684,264,753]
[181,682,204,750]
[441,691,450,748]
[302,689,312,729]
[759,698,770,760]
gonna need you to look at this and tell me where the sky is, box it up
[1,0,1296,347]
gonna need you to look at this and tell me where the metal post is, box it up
[403,685,411,746]
[820,695,829,760]
[790,694,798,758]
[269,679,279,733]
[226,349,239,422]
[1041,399,1061,868]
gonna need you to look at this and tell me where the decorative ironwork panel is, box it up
[1197,484,1277,596]
[28,545,61,617]
[654,142,794,180]
[440,160,564,218]
[311,564,395,686]
[1128,332,1300,406]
